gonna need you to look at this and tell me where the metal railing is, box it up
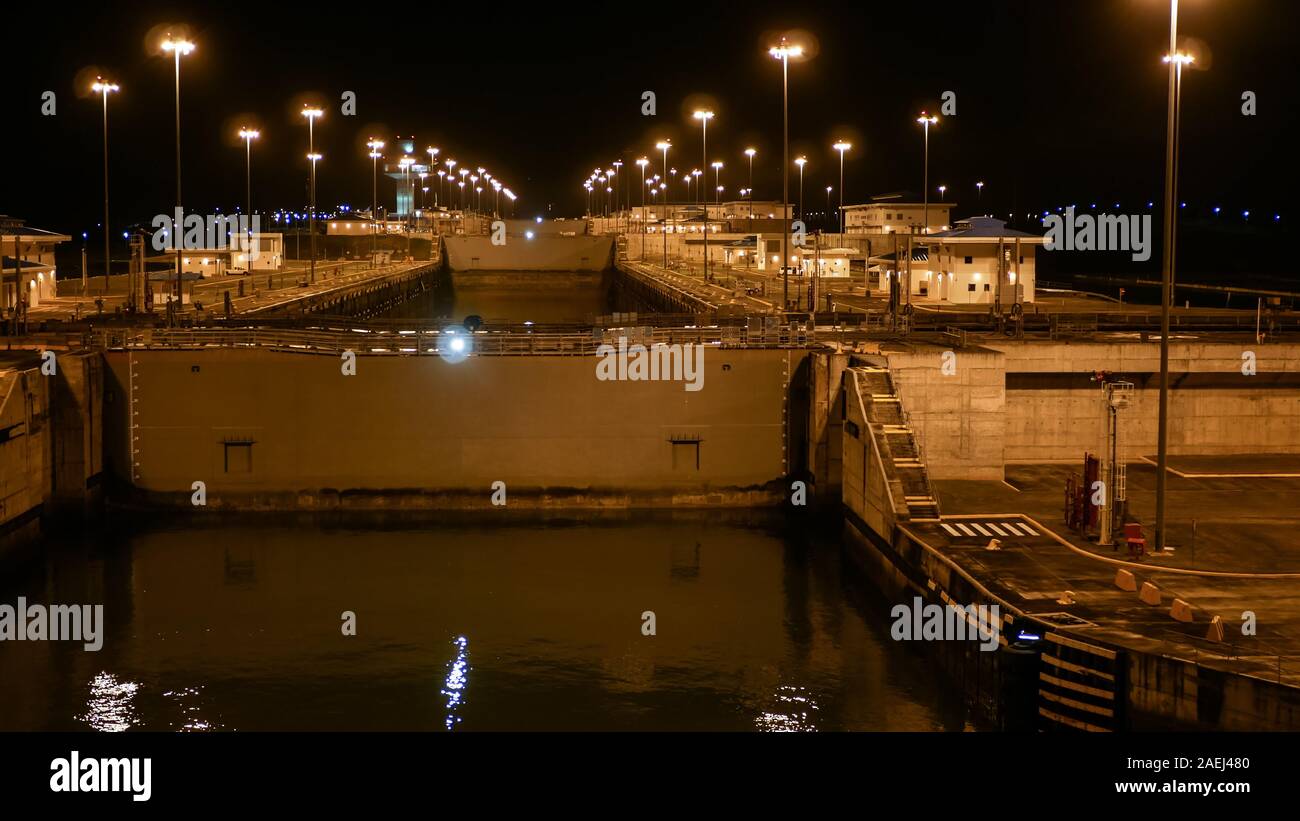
[89,323,817,356]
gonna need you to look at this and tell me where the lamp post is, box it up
[770,38,802,309]
[744,148,756,221]
[1156,0,1193,553]
[916,113,938,234]
[237,125,257,227]
[427,146,440,204]
[657,141,671,269]
[636,157,648,259]
[938,184,947,202]
[301,106,323,282]
[976,180,984,208]
[307,151,321,277]
[711,161,723,207]
[693,109,713,282]
[833,140,851,235]
[161,35,195,318]
[92,77,119,297]
[795,157,807,222]
[367,138,384,267]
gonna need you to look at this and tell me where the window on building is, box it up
[984,284,991,291]
[968,284,976,292]
[964,256,973,264]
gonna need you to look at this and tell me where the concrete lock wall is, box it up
[987,341,1300,462]
[885,346,1007,481]
[444,235,614,271]
[0,365,50,554]
[102,347,803,507]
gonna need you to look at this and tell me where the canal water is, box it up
[385,271,617,325]
[0,513,972,731]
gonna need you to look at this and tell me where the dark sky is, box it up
[7,0,1298,238]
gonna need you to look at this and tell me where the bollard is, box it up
[1205,615,1225,642]
[1139,581,1162,606]
[1170,598,1194,623]
[1114,568,1138,592]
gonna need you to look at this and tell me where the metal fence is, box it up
[91,322,817,356]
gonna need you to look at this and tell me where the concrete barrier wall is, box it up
[987,341,1300,462]
[102,347,802,507]
[444,235,613,271]
[884,346,1007,480]
[0,364,49,554]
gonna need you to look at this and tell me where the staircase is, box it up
[852,367,941,521]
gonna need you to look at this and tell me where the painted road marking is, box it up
[939,519,1043,539]
[971,523,992,536]
[986,523,1008,536]
[941,523,961,536]
[955,523,976,536]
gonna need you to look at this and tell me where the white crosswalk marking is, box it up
[939,520,1044,539]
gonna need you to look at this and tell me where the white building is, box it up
[843,193,953,235]
[1,217,68,311]
[871,216,1043,304]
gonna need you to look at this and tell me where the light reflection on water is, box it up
[0,515,969,731]
[442,636,470,731]
[79,672,139,732]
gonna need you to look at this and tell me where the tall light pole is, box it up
[1156,0,1193,553]
[161,36,194,317]
[744,147,756,220]
[916,113,938,234]
[307,152,322,277]
[657,141,671,269]
[976,180,984,208]
[711,161,723,207]
[636,157,648,259]
[938,184,947,202]
[301,106,323,282]
[833,140,851,235]
[694,109,713,281]
[238,127,259,233]
[770,38,803,309]
[367,138,385,267]
[427,146,440,205]
[92,77,119,297]
[795,157,807,222]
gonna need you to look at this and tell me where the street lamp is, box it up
[769,37,804,309]
[367,138,384,267]
[656,140,671,268]
[744,147,756,220]
[916,112,938,233]
[238,127,259,231]
[1156,0,1194,552]
[795,157,807,222]
[976,180,984,207]
[833,140,851,235]
[160,35,195,318]
[938,184,947,202]
[636,157,649,258]
[301,106,323,282]
[91,77,119,296]
[711,161,723,207]
[427,147,439,204]
[693,109,714,282]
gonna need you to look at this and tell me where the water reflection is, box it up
[442,636,470,731]
[2,514,970,731]
[79,672,139,732]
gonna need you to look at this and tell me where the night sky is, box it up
[7,0,1298,252]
